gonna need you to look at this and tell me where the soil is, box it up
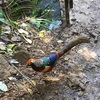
[0,0,100,100]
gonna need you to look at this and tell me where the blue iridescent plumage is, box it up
[48,53,58,65]
[42,53,58,66]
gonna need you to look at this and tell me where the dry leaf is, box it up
[57,40,63,43]
[18,28,29,35]
[38,30,46,38]
[44,37,53,43]
[31,80,36,86]
[27,88,33,94]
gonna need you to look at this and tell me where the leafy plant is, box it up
[0,9,18,28]
[29,17,51,29]
[6,0,38,20]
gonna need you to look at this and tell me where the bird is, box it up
[26,36,89,73]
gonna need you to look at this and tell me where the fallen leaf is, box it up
[0,81,8,92]
[31,80,36,86]
[24,38,32,44]
[57,40,63,43]
[22,35,32,44]
[9,59,19,64]
[44,37,53,43]
[0,42,6,50]
[11,36,22,42]
[39,32,45,38]
[8,76,17,81]
[7,48,13,55]
[18,28,29,35]
[20,23,29,28]
[7,44,16,49]
[39,30,46,38]
[64,57,70,61]
[27,88,33,94]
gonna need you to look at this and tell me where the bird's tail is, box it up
[56,36,90,58]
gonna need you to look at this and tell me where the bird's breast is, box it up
[42,65,54,73]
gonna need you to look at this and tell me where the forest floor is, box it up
[0,0,100,100]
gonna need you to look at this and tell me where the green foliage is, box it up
[0,18,17,27]
[0,0,53,31]
[0,10,4,18]
[32,7,51,18]
[0,9,4,25]
[0,9,17,27]
[0,9,18,34]
[29,18,51,29]
[31,4,53,29]
[7,0,38,20]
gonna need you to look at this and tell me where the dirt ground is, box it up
[0,0,100,100]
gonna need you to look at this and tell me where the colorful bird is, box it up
[27,36,89,73]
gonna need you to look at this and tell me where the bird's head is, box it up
[26,58,36,66]
[26,58,45,72]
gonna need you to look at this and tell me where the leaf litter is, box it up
[0,0,100,99]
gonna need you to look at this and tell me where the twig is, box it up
[3,55,39,93]
[84,27,98,43]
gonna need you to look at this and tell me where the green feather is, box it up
[42,57,50,65]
